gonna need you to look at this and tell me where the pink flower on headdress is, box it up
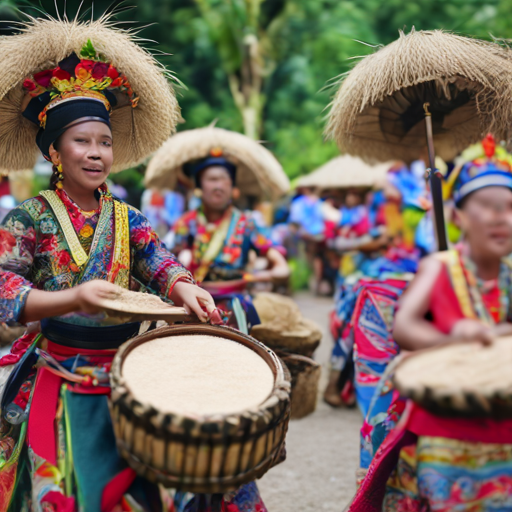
[107,64,119,80]
[92,62,109,80]
[53,67,71,81]
[33,69,53,88]
[23,78,37,92]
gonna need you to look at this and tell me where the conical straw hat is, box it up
[325,30,512,164]
[0,15,180,172]
[144,126,290,200]
[297,155,391,190]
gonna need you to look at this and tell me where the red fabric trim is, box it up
[101,467,137,512]
[0,332,38,367]
[27,368,61,466]
[429,264,465,334]
[46,341,117,360]
[407,403,512,443]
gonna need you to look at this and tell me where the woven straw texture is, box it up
[144,126,290,200]
[325,30,512,164]
[393,335,512,418]
[0,16,180,173]
[297,155,391,190]
[110,323,291,493]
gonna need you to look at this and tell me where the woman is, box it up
[0,18,264,512]
[349,137,512,512]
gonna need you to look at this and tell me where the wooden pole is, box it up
[423,103,448,251]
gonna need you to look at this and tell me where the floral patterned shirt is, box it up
[0,188,193,324]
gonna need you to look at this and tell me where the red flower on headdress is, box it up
[52,67,71,81]
[33,69,53,88]
[22,78,37,92]
[92,62,109,80]
[107,64,119,80]
[80,59,95,71]
[110,76,123,88]
[482,134,496,158]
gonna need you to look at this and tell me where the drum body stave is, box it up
[109,324,291,493]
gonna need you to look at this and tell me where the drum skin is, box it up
[393,340,512,420]
[109,324,291,493]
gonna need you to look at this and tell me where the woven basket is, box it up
[251,293,322,357]
[110,324,291,493]
[277,351,321,420]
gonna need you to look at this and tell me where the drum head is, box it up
[393,336,512,418]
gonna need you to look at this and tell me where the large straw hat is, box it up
[297,155,391,190]
[0,15,180,172]
[144,126,290,200]
[326,30,512,164]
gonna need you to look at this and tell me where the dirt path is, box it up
[258,292,361,511]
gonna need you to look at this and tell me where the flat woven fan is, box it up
[0,15,180,173]
[96,286,189,323]
[144,126,290,200]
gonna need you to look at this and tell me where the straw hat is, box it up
[0,15,180,172]
[144,126,290,200]
[326,30,512,164]
[297,155,391,190]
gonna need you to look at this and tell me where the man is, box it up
[172,153,289,297]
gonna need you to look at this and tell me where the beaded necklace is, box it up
[462,254,510,325]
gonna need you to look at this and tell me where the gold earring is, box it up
[55,163,64,190]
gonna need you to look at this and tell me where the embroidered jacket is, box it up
[0,187,193,325]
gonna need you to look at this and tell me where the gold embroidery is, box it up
[434,250,476,319]
[110,200,130,288]
[39,190,88,267]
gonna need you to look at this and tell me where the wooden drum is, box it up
[393,336,512,418]
[109,324,291,493]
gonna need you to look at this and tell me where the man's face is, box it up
[200,166,233,212]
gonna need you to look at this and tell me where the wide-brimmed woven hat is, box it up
[144,126,290,200]
[325,30,512,164]
[297,155,392,190]
[0,15,180,173]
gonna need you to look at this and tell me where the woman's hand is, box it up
[170,281,216,322]
[73,280,120,314]
[491,323,512,338]
[450,319,493,345]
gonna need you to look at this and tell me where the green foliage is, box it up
[7,0,512,182]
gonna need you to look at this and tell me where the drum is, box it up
[393,336,512,418]
[109,323,291,493]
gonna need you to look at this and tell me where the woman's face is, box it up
[457,186,512,259]
[51,121,113,193]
